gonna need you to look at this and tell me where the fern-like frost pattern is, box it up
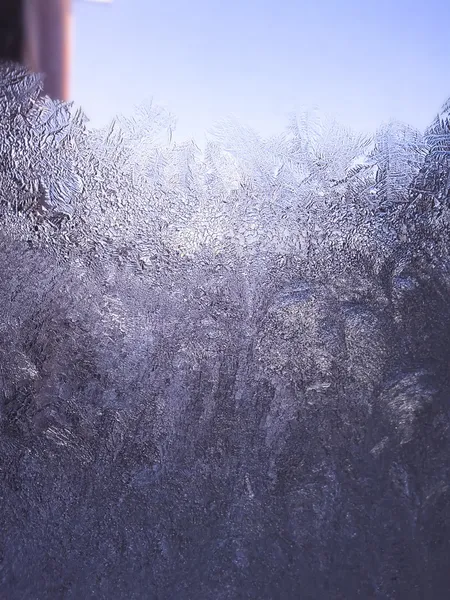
[0,64,449,599]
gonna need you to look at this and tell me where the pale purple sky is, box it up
[72,0,450,143]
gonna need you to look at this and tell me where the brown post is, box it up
[23,0,72,101]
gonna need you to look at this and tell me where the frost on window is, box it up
[0,64,449,599]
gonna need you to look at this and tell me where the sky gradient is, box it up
[72,0,450,143]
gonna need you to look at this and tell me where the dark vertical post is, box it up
[0,0,24,64]
[23,0,72,100]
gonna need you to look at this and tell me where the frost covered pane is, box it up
[0,63,449,599]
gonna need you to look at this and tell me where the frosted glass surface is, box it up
[0,65,449,599]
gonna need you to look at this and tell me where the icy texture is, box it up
[0,64,449,599]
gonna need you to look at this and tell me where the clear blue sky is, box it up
[72,0,450,143]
